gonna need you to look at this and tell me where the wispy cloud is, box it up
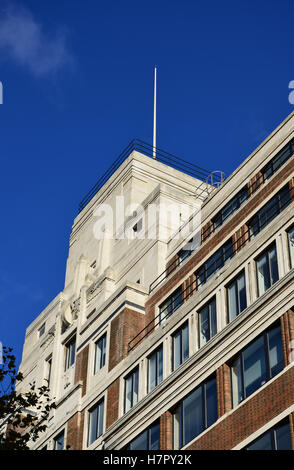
[0,3,73,77]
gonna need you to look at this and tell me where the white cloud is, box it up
[0,3,73,77]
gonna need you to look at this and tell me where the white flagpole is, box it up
[153,66,157,159]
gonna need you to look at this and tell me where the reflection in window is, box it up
[88,399,104,446]
[159,287,183,322]
[199,297,217,347]
[172,322,189,371]
[94,334,107,373]
[125,421,160,450]
[288,226,294,269]
[125,367,139,413]
[148,346,163,392]
[196,239,233,287]
[64,336,76,371]
[256,244,279,296]
[227,271,247,322]
[173,375,217,449]
[231,323,284,408]
[245,419,291,450]
[54,431,65,450]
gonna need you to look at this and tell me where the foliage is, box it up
[0,346,55,450]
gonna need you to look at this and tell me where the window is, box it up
[45,357,52,387]
[38,324,45,338]
[245,418,291,450]
[227,271,247,322]
[256,244,279,296]
[249,185,290,239]
[64,336,76,371]
[94,334,107,373]
[124,367,139,413]
[198,297,217,347]
[88,399,104,446]
[172,322,189,371]
[148,346,163,392]
[231,322,284,408]
[125,421,160,450]
[262,139,294,183]
[196,238,233,287]
[173,375,217,449]
[287,226,294,269]
[54,431,65,450]
[159,286,183,322]
[212,186,249,230]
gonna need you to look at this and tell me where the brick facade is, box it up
[106,378,120,429]
[74,344,89,396]
[66,411,85,450]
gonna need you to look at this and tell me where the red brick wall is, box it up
[160,410,173,450]
[66,411,84,450]
[186,364,294,450]
[74,344,89,397]
[280,308,294,367]
[216,364,232,418]
[108,307,145,370]
[106,378,120,429]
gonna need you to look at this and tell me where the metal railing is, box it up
[78,139,222,213]
[128,185,293,352]
[149,147,294,294]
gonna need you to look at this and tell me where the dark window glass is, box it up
[125,421,160,450]
[88,399,104,446]
[256,244,279,296]
[199,297,217,347]
[262,139,294,182]
[94,334,107,373]
[212,186,249,230]
[196,239,234,287]
[64,336,76,371]
[148,346,163,392]
[249,185,290,239]
[172,322,189,371]
[245,419,291,450]
[159,286,183,322]
[231,323,284,407]
[54,431,65,450]
[173,375,217,449]
[227,271,247,322]
[287,226,294,269]
[125,367,139,413]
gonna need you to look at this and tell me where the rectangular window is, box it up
[64,336,76,371]
[287,226,294,269]
[125,421,160,450]
[94,334,107,373]
[172,322,189,371]
[227,271,247,322]
[159,286,183,322]
[231,322,284,407]
[196,238,233,287]
[212,186,249,230]
[198,297,217,347]
[45,357,52,387]
[256,244,279,296]
[148,346,163,392]
[54,431,65,450]
[245,418,291,450]
[262,139,294,183]
[249,185,291,239]
[88,399,104,446]
[173,375,217,449]
[124,367,139,413]
[38,324,45,338]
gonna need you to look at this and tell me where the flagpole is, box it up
[153,66,157,159]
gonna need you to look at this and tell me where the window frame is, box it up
[87,398,104,447]
[255,242,279,297]
[226,270,247,322]
[172,322,189,371]
[54,430,65,450]
[64,335,76,371]
[198,296,217,348]
[147,345,163,393]
[94,333,107,374]
[124,366,139,413]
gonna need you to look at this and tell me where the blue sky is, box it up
[0,0,294,369]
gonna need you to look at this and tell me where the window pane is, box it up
[231,357,243,407]
[95,341,102,373]
[157,347,163,385]
[133,369,138,407]
[288,227,294,268]
[88,406,98,445]
[130,430,148,450]
[246,430,272,450]
[257,252,270,296]
[275,421,292,450]
[268,245,279,286]
[205,377,218,428]
[199,306,209,347]
[150,422,160,450]
[183,386,203,445]
[268,325,284,378]
[148,352,157,392]
[173,330,181,370]
[97,400,104,438]
[173,405,182,450]
[237,272,247,313]
[182,323,189,363]
[125,375,132,412]
[228,282,238,321]
[243,335,267,398]
[55,432,64,450]
[210,298,217,338]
